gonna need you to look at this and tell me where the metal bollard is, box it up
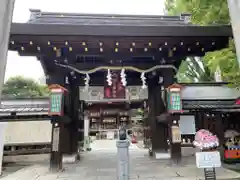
[116,139,130,180]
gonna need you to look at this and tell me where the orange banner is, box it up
[224,150,240,159]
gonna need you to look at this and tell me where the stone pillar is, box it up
[148,75,168,153]
[228,0,240,67]
[0,0,15,100]
[84,115,91,151]
[0,122,7,175]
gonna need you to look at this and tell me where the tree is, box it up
[165,0,240,86]
[165,0,230,25]
[2,76,49,99]
[177,57,214,82]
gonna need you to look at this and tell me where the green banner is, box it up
[167,91,182,112]
[49,92,63,115]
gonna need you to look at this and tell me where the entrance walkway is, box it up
[1,150,240,180]
[90,139,142,151]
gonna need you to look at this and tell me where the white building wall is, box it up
[4,120,52,145]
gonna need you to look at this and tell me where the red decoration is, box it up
[105,87,111,98]
[167,83,183,90]
[48,84,68,92]
[104,71,125,99]
[235,99,240,105]
[131,135,137,144]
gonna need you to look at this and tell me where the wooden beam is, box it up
[10,23,232,37]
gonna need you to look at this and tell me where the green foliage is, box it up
[165,0,230,25]
[2,76,49,99]
[204,39,239,82]
[165,0,240,86]
[177,57,214,82]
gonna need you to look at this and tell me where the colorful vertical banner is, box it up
[49,90,63,115]
[167,84,183,113]
[48,84,68,116]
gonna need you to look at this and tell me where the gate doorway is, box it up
[85,99,146,152]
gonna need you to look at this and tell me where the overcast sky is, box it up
[6,0,164,82]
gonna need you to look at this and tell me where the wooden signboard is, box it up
[52,127,60,151]
[171,126,181,143]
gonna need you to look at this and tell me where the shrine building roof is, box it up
[27,9,192,26]
[10,9,232,37]
[9,10,233,77]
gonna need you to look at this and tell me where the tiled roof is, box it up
[182,100,240,110]
[0,98,239,116]
[0,99,49,116]
[27,9,192,26]
[0,107,49,116]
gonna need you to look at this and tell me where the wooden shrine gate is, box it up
[8,10,232,171]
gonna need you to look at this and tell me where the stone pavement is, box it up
[1,149,240,180]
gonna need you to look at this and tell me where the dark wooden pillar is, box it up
[47,73,67,171]
[215,113,224,146]
[169,115,181,163]
[68,77,80,156]
[148,75,168,152]
[194,112,203,131]
[163,68,182,160]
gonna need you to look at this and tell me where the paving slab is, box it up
[1,140,240,180]
[0,165,54,180]
[1,150,239,180]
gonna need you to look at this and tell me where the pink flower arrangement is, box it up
[193,129,219,150]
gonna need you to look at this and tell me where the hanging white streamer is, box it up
[106,69,112,86]
[84,73,90,91]
[140,72,147,89]
[120,68,127,86]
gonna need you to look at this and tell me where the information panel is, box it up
[196,151,221,168]
[52,127,60,151]
[167,91,182,112]
[49,92,63,115]
[179,115,196,134]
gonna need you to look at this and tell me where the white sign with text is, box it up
[196,151,221,168]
